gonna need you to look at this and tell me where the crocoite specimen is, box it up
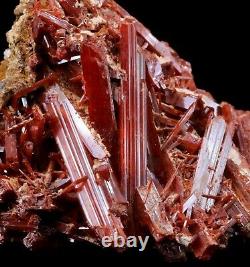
[0,0,249,261]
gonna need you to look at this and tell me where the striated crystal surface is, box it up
[43,84,126,239]
[119,21,147,202]
[185,116,233,213]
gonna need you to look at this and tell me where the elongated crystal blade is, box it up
[185,116,232,212]
[119,22,147,202]
[105,0,183,74]
[43,85,126,239]
[66,101,107,160]
[81,41,117,151]
[161,102,196,151]
[38,11,75,31]
[206,129,233,210]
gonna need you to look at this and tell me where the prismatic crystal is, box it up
[0,0,249,261]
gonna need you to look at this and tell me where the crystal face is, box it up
[119,21,147,203]
[81,41,117,151]
[43,85,126,239]
[0,0,249,261]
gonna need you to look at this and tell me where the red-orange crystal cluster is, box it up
[0,0,249,261]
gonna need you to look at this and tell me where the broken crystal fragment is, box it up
[136,180,174,242]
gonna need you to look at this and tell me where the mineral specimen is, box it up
[0,0,249,262]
